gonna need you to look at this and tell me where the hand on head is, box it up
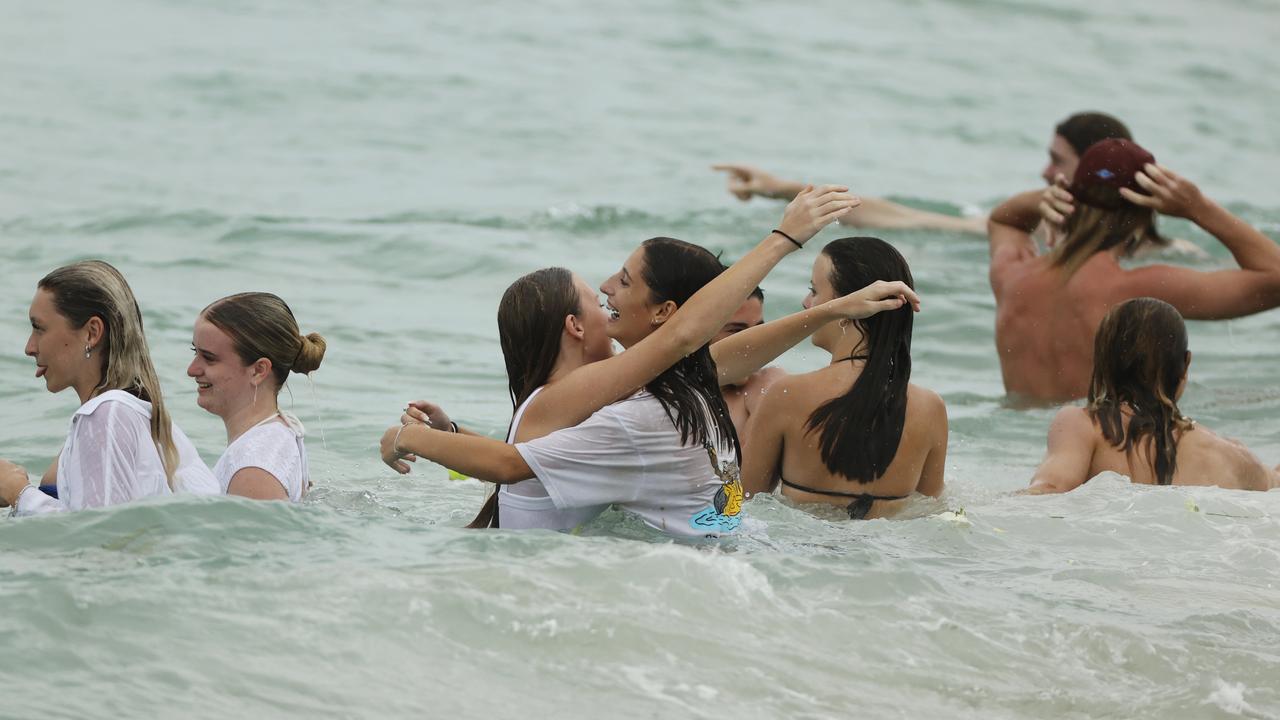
[1119,163,1206,220]
[778,185,861,246]
[1038,175,1074,248]
[826,280,921,320]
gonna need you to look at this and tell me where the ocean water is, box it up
[2,1,1279,718]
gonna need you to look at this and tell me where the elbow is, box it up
[493,451,533,484]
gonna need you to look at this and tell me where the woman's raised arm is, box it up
[531,186,858,430]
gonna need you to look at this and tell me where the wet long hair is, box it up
[805,237,914,482]
[1087,298,1193,486]
[471,267,582,528]
[639,237,740,459]
[39,261,179,485]
[497,267,581,410]
[1051,204,1165,278]
[201,292,326,393]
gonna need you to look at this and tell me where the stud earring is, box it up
[84,344,91,358]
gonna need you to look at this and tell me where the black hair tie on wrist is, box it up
[772,228,803,249]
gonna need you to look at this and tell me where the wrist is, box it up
[770,228,804,251]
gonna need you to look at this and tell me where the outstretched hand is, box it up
[777,185,861,247]
[824,280,921,320]
[1119,163,1208,221]
[712,164,785,201]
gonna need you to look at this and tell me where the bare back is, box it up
[1032,405,1279,493]
[743,363,947,519]
[1087,419,1276,491]
[992,252,1135,403]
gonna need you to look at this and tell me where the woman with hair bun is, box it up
[1027,298,1279,493]
[188,292,326,501]
[739,237,947,520]
[0,261,219,514]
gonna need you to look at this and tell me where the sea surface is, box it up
[2,1,1279,718]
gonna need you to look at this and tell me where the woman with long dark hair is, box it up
[739,237,947,520]
[380,188,919,537]
[1027,298,1278,493]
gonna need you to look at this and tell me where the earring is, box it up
[651,318,660,326]
[252,384,259,406]
[84,344,91,358]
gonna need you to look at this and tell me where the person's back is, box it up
[760,368,945,518]
[989,139,1280,404]
[741,237,945,519]
[993,252,1124,402]
[1028,298,1279,494]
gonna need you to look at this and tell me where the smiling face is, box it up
[713,296,765,344]
[1042,133,1082,185]
[187,316,258,418]
[25,288,95,395]
[572,274,614,362]
[599,247,665,350]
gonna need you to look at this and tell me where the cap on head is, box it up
[1068,138,1156,211]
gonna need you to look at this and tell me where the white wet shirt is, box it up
[14,390,219,515]
[498,386,607,531]
[213,413,309,502]
[515,391,744,539]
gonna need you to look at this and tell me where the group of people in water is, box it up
[3,111,1279,536]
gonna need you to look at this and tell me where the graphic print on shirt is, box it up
[689,442,744,533]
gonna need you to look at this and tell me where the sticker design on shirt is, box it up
[689,443,743,533]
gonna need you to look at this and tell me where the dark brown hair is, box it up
[1087,298,1192,485]
[497,268,581,410]
[640,237,740,460]
[201,292,325,391]
[805,238,914,482]
[1055,112,1132,156]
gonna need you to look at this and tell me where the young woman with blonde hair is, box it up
[188,292,326,501]
[1028,298,1279,493]
[0,261,218,514]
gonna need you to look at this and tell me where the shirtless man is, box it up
[713,288,787,437]
[714,112,1131,233]
[988,139,1280,404]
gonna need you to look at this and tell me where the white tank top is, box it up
[497,387,606,531]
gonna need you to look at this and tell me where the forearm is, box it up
[766,178,807,201]
[989,190,1044,233]
[396,424,534,483]
[665,234,796,353]
[1194,199,1280,273]
[841,197,985,234]
[712,304,835,385]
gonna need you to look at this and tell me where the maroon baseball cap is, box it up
[1069,138,1156,211]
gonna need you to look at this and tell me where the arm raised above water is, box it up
[710,280,920,387]
[1025,407,1096,495]
[1120,165,1280,319]
[713,164,985,233]
[528,186,857,433]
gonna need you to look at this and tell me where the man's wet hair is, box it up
[1055,112,1132,156]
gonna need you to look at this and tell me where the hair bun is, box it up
[292,332,327,374]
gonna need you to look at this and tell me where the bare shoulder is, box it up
[906,384,946,412]
[742,366,788,394]
[1189,425,1273,490]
